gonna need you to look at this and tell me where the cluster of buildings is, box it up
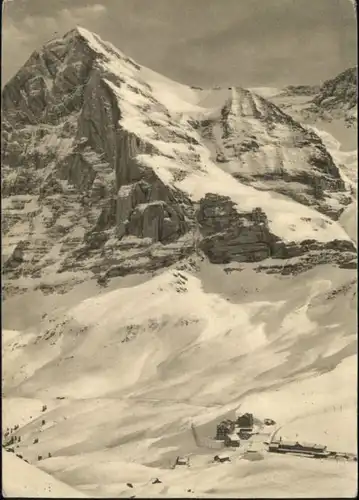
[215,413,255,447]
[174,411,357,468]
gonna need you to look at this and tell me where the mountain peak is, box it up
[2,26,143,128]
[1,28,355,298]
[61,25,128,61]
[3,25,140,91]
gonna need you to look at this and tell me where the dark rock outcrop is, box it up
[312,67,357,113]
[197,195,278,263]
[196,194,356,268]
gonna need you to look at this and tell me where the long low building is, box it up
[268,440,328,455]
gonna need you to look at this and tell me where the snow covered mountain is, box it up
[311,67,357,123]
[1,27,356,298]
[2,27,357,498]
[264,67,357,153]
[277,67,357,124]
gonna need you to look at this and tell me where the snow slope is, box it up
[307,125,357,243]
[2,259,357,497]
[2,451,87,498]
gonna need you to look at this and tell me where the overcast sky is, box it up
[1,0,357,88]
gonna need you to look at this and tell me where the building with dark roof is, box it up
[224,433,241,447]
[236,413,254,430]
[268,440,328,455]
[214,454,231,463]
[216,419,235,440]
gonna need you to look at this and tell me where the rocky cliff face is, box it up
[271,67,357,130]
[194,87,352,218]
[196,193,355,271]
[2,28,192,290]
[1,27,356,298]
[197,196,277,263]
[311,67,357,124]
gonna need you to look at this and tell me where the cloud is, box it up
[21,4,107,30]
[90,4,107,13]
[1,0,356,88]
[60,3,107,21]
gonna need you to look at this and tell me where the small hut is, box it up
[224,433,241,448]
[238,429,252,440]
[214,453,231,463]
[173,456,189,468]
